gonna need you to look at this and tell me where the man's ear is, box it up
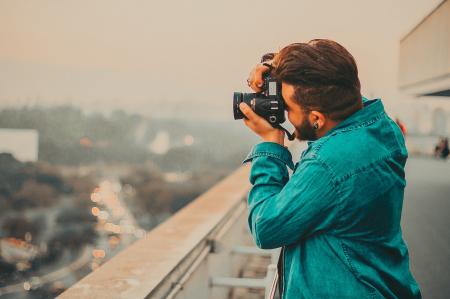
[309,111,327,130]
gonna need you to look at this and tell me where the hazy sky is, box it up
[0,0,443,120]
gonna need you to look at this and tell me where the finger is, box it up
[250,80,262,92]
[249,64,270,92]
[243,117,259,133]
[243,117,251,128]
[239,102,261,124]
[247,70,260,92]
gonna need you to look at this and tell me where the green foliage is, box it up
[0,105,150,165]
[1,217,43,240]
[0,153,72,211]
[0,154,97,253]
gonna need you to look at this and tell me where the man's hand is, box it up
[239,102,285,146]
[247,63,271,92]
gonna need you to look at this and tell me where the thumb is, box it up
[239,102,258,120]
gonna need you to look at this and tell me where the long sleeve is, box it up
[243,142,341,249]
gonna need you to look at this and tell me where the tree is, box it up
[2,216,41,240]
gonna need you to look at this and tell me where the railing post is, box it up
[270,248,280,264]
[265,264,277,299]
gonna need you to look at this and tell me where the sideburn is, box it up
[295,113,317,141]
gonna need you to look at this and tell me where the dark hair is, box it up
[273,39,362,121]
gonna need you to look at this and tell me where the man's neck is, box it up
[316,119,341,139]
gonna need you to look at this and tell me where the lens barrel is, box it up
[233,92,244,119]
[233,92,257,119]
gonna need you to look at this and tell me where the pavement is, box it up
[402,156,450,299]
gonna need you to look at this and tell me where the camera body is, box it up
[233,74,286,125]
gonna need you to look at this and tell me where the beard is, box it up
[294,117,318,141]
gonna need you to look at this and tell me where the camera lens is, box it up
[233,92,256,120]
[233,92,244,119]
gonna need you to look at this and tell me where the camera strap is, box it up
[274,124,296,141]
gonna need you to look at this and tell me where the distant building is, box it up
[399,0,450,136]
[0,128,39,162]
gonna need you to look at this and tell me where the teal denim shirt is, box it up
[242,98,421,299]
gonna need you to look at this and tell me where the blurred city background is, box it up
[0,1,449,299]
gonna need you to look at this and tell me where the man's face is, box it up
[281,82,318,141]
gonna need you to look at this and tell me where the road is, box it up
[402,157,450,299]
[0,174,143,298]
[0,246,92,296]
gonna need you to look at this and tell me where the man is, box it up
[239,39,421,298]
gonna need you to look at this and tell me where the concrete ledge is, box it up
[57,165,251,299]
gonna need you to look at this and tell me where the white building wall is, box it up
[0,128,39,162]
[408,98,450,135]
[398,0,450,139]
[399,0,450,93]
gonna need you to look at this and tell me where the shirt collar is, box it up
[307,97,385,146]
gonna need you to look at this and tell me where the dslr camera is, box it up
[233,74,286,125]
